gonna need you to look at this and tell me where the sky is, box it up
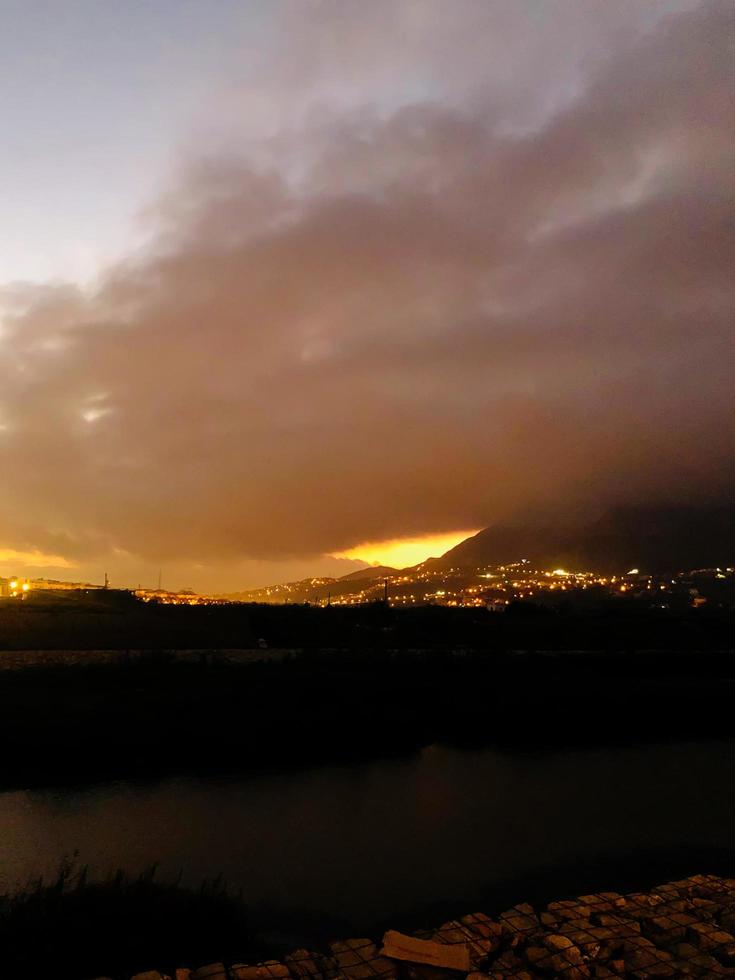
[0,0,733,591]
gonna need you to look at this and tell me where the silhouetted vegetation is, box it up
[2,588,735,652]
[0,623,734,788]
[0,589,256,650]
[0,858,263,980]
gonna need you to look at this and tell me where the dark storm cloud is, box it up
[0,0,733,576]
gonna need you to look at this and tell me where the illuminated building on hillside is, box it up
[0,577,31,598]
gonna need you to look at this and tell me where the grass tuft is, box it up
[0,855,263,980]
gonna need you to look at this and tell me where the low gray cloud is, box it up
[0,0,733,588]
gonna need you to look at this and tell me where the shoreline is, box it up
[128,873,735,979]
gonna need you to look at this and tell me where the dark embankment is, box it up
[1,619,735,788]
[2,592,735,787]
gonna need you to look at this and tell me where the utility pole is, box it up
[104,571,109,589]
[384,578,389,604]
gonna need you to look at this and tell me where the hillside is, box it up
[339,565,398,582]
[223,506,735,605]
[431,506,735,573]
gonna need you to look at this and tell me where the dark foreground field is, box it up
[2,596,735,978]
[0,593,734,788]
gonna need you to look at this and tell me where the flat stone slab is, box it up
[380,930,471,972]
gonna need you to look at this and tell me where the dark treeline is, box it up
[1,588,735,652]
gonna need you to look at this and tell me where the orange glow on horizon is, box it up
[333,529,480,569]
[0,548,76,570]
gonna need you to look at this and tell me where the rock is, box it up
[490,948,526,972]
[192,966,227,980]
[230,961,291,980]
[459,912,504,947]
[623,936,677,977]
[642,911,696,944]
[459,913,502,935]
[547,900,592,923]
[433,918,502,966]
[544,933,576,952]
[498,904,540,938]
[671,941,733,976]
[131,973,169,980]
[592,960,624,977]
[577,893,626,914]
[686,920,735,962]
[691,896,719,916]
[329,939,396,980]
[524,944,554,970]
[560,923,625,964]
[539,933,590,978]
[594,913,640,937]
[285,949,335,980]
[380,930,470,972]
[557,917,595,934]
[124,875,735,980]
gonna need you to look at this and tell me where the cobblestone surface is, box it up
[128,874,735,980]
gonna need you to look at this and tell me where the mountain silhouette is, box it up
[339,565,398,582]
[428,506,735,573]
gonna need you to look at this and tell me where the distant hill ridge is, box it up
[430,505,735,573]
[338,565,398,582]
[226,505,735,601]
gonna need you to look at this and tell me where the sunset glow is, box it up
[334,530,480,569]
[0,0,731,594]
[0,549,76,570]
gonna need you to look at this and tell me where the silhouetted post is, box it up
[384,578,388,603]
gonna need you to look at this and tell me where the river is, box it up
[1,739,734,939]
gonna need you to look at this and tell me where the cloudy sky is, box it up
[0,0,733,591]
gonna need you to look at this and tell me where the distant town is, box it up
[215,560,735,610]
[5,561,733,612]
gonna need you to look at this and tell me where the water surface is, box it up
[1,740,734,932]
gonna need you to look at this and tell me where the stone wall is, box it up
[123,874,735,980]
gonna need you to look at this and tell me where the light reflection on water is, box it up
[0,740,733,927]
